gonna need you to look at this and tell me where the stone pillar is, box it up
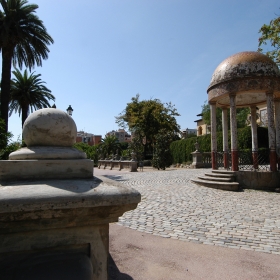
[250,106,258,169]
[266,92,277,171]
[210,101,217,169]
[230,94,238,171]
[222,107,229,169]
[274,98,280,170]
[130,161,138,172]
[0,108,141,279]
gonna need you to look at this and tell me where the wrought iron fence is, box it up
[202,149,270,171]
[209,150,271,171]
[238,150,270,171]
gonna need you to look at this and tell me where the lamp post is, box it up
[66,105,73,116]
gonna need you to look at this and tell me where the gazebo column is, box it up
[266,92,277,171]
[210,101,217,169]
[230,93,238,171]
[250,106,258,169]
[222,107,229,169]
[274,98,280,170]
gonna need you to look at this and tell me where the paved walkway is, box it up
[95,168,280,254]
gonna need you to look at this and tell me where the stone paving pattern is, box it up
[103,169,280,254]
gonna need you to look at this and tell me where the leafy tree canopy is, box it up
[152,128,174,170]
[115,94,180,157]
[73,142,98,165]
[0,118,21,159]
[258,13,280,65]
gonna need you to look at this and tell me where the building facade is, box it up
[76,131,102,146]
[106,129,131,143]
[180,128,197,138]
[194,113,211,136]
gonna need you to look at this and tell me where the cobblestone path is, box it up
[103,169,280,254]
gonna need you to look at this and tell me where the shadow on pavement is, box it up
[108,254,134,280]
[103,175,128,182]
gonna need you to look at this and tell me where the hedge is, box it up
[170,126,269,164]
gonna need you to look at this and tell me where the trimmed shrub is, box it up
[73,142,98,166]
[143,160,152,166]
[170,127,268,164]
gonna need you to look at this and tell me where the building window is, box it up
[198,126,202,136]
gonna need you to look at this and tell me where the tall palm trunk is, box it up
[1,48,13,134]
[21,103,29,128]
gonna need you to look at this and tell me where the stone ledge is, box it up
[0,176,141,214]
[236,171,280,190]
[98,160,138,172]
[0,159,94,180]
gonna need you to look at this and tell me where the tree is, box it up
[99,135,121,158]
[201,101,223,131]
[258,13,280,65]
[0,117,11,149]
[0,0,54,133]
[152,129,173,170]
[0,117,21,159]
[73,142,98,166]
[116,94,180,158]
[9,68,55,127]
[127,131,144,161]
[201,101,250,131]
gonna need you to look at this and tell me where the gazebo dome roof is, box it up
[208,51,280,89]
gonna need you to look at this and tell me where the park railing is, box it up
[210,149,271,171]
[237,149,270,171]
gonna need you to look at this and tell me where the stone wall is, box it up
[236,171,280,191]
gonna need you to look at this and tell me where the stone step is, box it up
[212,170,236,175]
[204,172,235,179]
[191,179,239,192]
[197,176,232,182]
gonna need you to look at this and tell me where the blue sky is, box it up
[6,0,280,140]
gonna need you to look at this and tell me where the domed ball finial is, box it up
[22,108,77,147]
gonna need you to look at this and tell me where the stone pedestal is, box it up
[191,141,204,168]
[0,109,141,280]
[130,160,138,172]
[0,177,140,280]
[191,151,204,168]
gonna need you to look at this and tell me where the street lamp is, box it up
[66,105,73,116]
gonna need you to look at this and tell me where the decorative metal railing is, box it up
[208,150,271,171]
[238,150,270,171]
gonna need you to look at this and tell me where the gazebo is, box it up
[207,51,280,172]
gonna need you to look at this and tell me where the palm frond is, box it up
[9,68,55,126]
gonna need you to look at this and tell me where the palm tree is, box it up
[100,135,121,158]
[9,68,55,127]
[0,0,54,133]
